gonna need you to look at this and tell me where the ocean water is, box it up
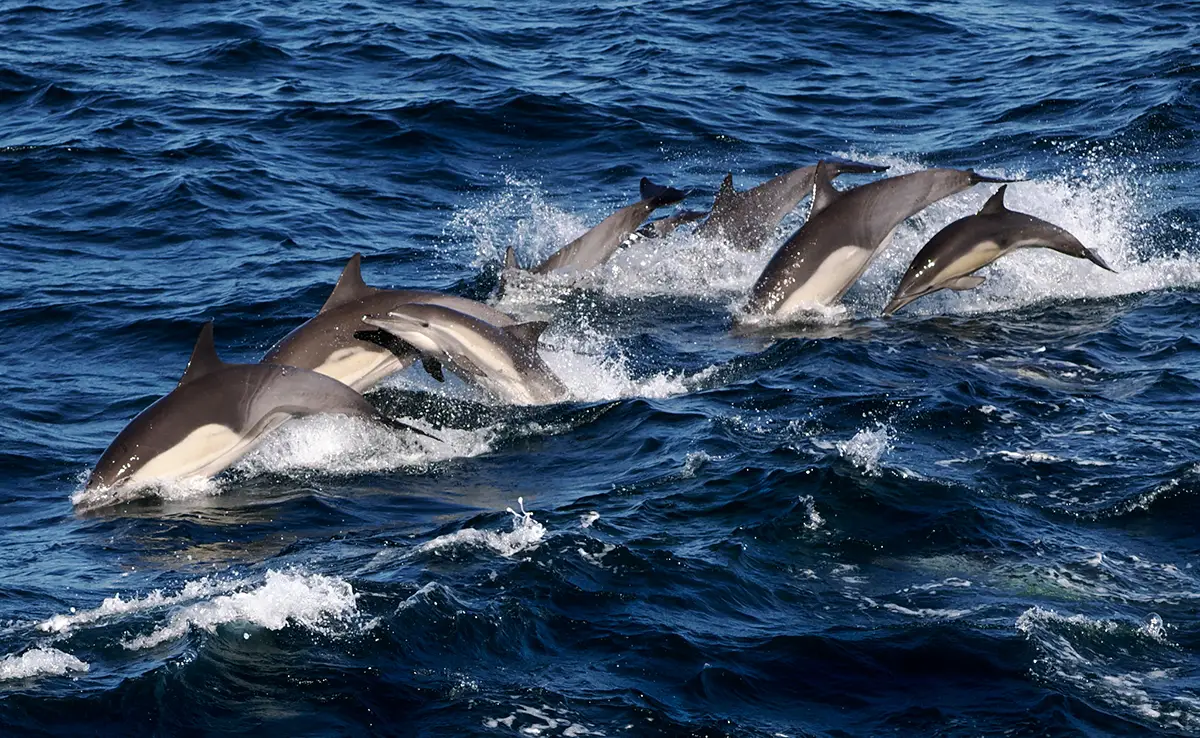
[2,0,1199,735]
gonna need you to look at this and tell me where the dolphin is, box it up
[362,304,568,406]
[86,323,427,492]
[263,254,517,392]
[882,185,1116,315]
[746,161,1017,318]
[695,158,889,251]
[509,178,688,276]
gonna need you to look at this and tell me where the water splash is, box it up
[120,570,361,650]
[417,498,546,558]
[835,424,893,474]
[0,648,89,681]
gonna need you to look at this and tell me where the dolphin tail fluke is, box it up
[639,177,689,209]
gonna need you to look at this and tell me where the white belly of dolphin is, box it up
[776,245,870,315]
[126,415,291,485]
[938,241,1005,283]
[313,347,405,392]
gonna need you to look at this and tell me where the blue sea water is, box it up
[2,0,1200,734]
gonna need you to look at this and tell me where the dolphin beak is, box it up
[971,172,1024,184]
[1083,248,1117,273]
[882,294,914,316]
[827,157,889,174]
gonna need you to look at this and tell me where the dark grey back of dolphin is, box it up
[883,185,1116,315]
[528,178,688,274]
[263,254,516,391]
[748,162,1016,315]
[87,322,392,491]
[695,158,889,251]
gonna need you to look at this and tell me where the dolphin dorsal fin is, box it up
[503,246,519,270]
[978,185,1009,215]
[715,173,737,205]
[810,161,842,216]
[319,254,375,314]
[504,320,550,347]
[178,322,225,386]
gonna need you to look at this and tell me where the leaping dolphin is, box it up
[86,323,426,492]
[362,304,568,406]
[263,254,517,392]
[506,178,688,276]
[746,161,1017,318]
[695,159,889,251]
[882,185,1116,315]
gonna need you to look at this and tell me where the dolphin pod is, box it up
[746,163,1019,317]
[85,165,1116,495]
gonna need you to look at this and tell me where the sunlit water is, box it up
[2,0,1199,734]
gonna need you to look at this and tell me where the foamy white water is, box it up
[121,570,360,650]
[0,648,89,681]
[39,576,241,635]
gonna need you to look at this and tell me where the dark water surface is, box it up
[3,0,1200,735]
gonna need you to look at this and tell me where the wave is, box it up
[1018,606,1200,733]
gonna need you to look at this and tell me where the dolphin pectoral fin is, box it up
[353,328,417,361]
[375,413,441,442]
[505,320,551,347]
[639,177,689,209]
[421,355,446,383]
[945,276,986,291]
[1083,248,1117,273]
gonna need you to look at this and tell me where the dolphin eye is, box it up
[421,321,430,328]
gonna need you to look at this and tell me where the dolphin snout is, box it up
[1083,247,1117,273]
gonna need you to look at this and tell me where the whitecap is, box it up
[0,648,89,681]
[417,498,546,559]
